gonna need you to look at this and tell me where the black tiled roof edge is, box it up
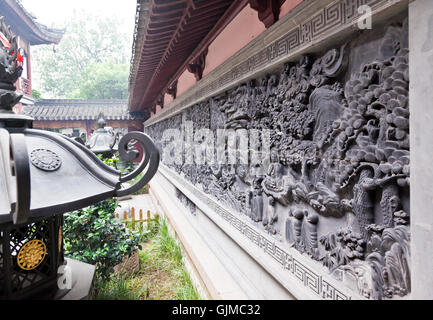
[5,0,65,45]
[22,99,145,121]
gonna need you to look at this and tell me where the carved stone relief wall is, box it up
[175,187,197,215]
[146,18,410,300]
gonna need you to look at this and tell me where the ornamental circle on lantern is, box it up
[30,149,62,172]
[17,240,47,271]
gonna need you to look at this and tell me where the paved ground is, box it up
[115,194,158,219]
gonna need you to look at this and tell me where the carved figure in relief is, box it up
[292,209,305,245]
[256,77,268,106]
[381,186,400,228]
[265,74,279,107]
[309,87,344,149]
[381,225,411,297]
[262,150,284,190]
[345,166,376,240]
[221,165,235,190]
[207,163,226,202]
[219,94,235,127]
[342,164,407,239]
[249,177,264,222]
[299,211,319,258]
[229,164,250,214]
[276,63,290,103]
[149,20,411,300]
[285,208,318,258]
[220,86,251,130]
[263,196,278,234]
[262,152,310,208]
[285,209,297,244]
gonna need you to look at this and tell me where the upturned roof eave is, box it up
[1,0,65,45]
[128,0,237,113]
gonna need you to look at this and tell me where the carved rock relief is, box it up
[176,187,196,215]
[147,19,410,300]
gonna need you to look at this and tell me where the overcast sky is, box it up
[20,0,137,32]
[21,0,138,97]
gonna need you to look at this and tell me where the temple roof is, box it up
[0,0,64,45]
[130,0,150,90]
[22,99,143,121]
[129,0,235,113]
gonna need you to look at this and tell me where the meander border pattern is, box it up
[144,0,403,127]
[159,165,362,300]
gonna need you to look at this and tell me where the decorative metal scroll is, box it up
[116,132,160,197]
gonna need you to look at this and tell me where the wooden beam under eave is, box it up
[130,0,241,114]
[144,0,247,112]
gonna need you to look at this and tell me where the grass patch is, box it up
[95,218,200,300]
[132,172,149,195]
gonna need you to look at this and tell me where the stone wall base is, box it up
[149,172,295,300]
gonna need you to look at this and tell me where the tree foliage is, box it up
[70,62,129,99]
[32,10,132,99]
[32,89,42,99]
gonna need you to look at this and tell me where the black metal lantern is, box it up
[0,215,64,299]
[0,20,159,299]
[85,113,118,158]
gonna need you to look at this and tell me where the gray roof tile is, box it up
[22,99,143,121]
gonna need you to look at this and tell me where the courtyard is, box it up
[0,0,432,305]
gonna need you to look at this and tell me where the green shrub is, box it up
[97,153,135,174]
[63,199,143,282]
[131,172,148,195]
[96,217,200,300]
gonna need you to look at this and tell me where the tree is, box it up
[32,10,132,98]
[32,89,42,99]
[70,62,129,99]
